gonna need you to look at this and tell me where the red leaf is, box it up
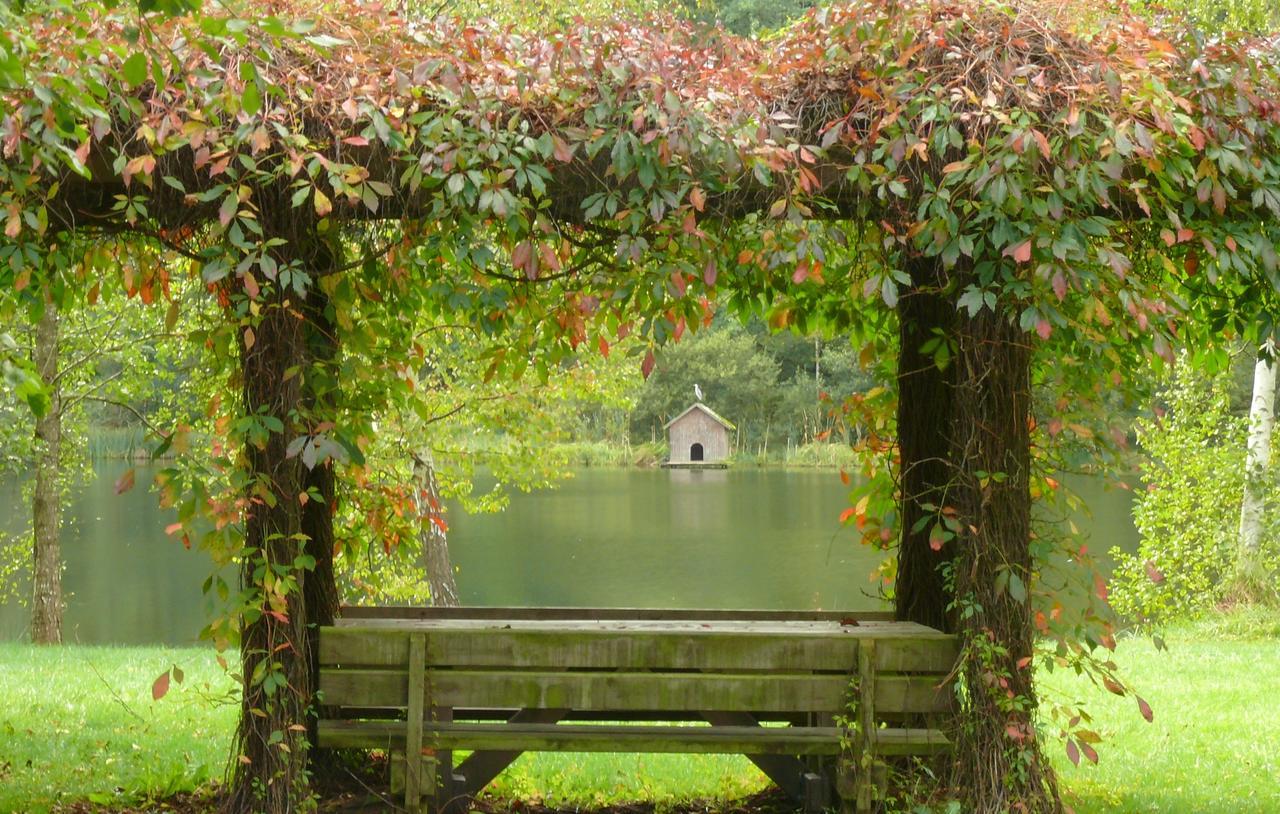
[511,241,532,272]
[1005,240,1032,263]
[1079,742,1098,764]
[641,350,655,380]
[342,136,370,147]
[1052,271,1067,301]
[1065,739,1080,767]
[1035,319,1052,341]
[1137,696,1153,723]
[690,187,706,212]
[552,135,574,163]
[165,522,183,536]
[152,670,171,701]
[598,336,610,359]
[840,470,850,486]
[928,523,946,551]
[839,507,856,524]
[703,260,717,287]
[115,468,136,495]
[1031,128,1051,160]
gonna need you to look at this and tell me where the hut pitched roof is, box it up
[663,402,736,431]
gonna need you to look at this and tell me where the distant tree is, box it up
[630,321,782,452]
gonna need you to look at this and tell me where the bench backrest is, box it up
[319,617,957,721]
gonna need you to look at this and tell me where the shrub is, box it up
[1110,361,1247,626]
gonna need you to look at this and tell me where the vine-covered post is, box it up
[228,231,342,811]
[893,254,957,633]
[948,306,1058,812]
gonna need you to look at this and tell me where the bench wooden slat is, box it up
[320,668,949,715]
[873,637,961,673]
[319,720,847,755]
[875,727,952,754]
[321,669,853,712]
[322,627,865,671]
[337,606,897,623]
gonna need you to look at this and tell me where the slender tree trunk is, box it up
[894,257,957,633]
[1238,340,1275,556]
[31,302,62,645]
[414,450,460,607]
[948,309,1060,813]
[226,237,340,813]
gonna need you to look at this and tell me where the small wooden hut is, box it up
[663,403,734,468]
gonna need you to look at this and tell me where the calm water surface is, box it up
[0,463,1139,644]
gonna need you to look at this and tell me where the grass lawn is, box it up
[0,644,237,813]
[0,611,1276,813]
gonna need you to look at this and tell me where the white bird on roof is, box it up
[694,383,704,402]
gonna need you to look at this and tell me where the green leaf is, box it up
[1007,572,1027,603]
[121,53,148,88]
[242,82,261,116]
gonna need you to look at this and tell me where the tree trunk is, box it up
[1238,340,1275,556]
[31,301,62,645]
[948,308,1060,813]
[226,238,340,813]
[894,257,957,632]
[414,450,460,607]
[301,272,343,775]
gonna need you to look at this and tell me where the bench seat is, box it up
[316,608,958,814]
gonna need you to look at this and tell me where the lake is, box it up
[0,463,1139,644]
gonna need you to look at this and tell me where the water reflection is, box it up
[0,464,1141,645]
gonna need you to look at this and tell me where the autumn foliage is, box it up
[4,0,1280,811]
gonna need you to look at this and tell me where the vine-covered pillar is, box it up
[894,255,957,632]
[227,233,341,812]
[301,243,343,771]
[948,307,1060,813]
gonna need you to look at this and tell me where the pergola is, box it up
[5,0,1280,811]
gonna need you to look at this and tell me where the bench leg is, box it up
[392,751,438,813]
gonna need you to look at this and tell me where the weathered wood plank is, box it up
[874,676,953,714]
[330,621,946,641]
[874,728,951,754]
[319,721,847,755]
[873,637,961,673]
[321,627,863,671]
[855,639,876,814]
[320,669,853,712]
[404,634,427,812]
[338,606,897,624]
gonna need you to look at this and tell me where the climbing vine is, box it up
[4,0,1280,811]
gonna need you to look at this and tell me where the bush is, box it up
[1110,361,1248,626]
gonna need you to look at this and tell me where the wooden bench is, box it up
[317,607,957,814]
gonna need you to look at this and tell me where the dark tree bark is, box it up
[893,256,957,633]
[31,301,62,645]
[300,254,343,774]
[413,450,460,607]
[226,236,342,813]
[948,308,1060,813]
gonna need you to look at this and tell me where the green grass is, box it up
[1041,611,1280,814]
[0,612,1276,813]
[0,644,237,814]
[486,752,767,806]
